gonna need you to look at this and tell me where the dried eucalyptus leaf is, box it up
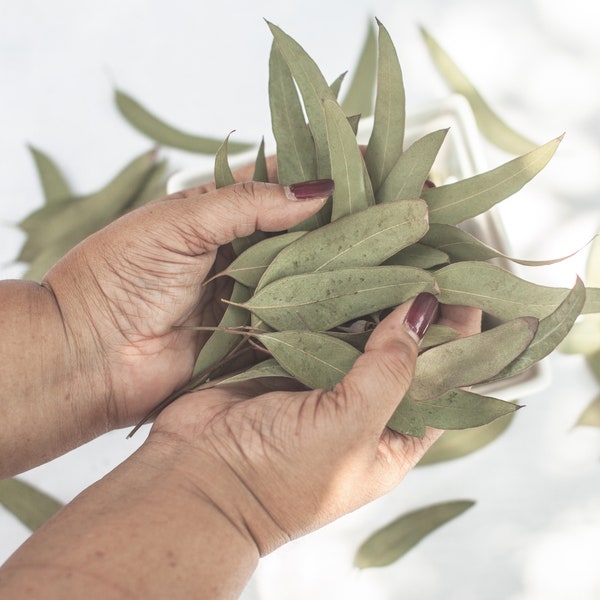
[268,42,317,187]
[246,266,437,331]
[420,323,460,350]
[259,200,429,288]
[340,20,377,117]
[324,99,373,221]
[329,72,347,99]
[383,243,449,269]
[217,231,306,288]
[325,329,372,351]
[436,262,598,320]
[28,145,71,205]
[576,395,600,428]
[347,113,361,136]
[410,317,538,401]
[0,478,62,531]
[490,277,586,381]
[192,282,251,378]
[217,358,293,386]
[256,330,361,390]
[354,500,475,568]
[377,129,448,203]
[115,88,252,153]
[253,138,269,183]
[418,413,514,466]
[423,136,562,225]
[387,396,426,438]
[366,19,406,194]
[419,389,519,430]
[420,27,537,155]
[127,159,168,210]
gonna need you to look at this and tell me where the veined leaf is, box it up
[324,99,373,221]
[325,329,372,351]
[340,20,377,117]
[259,200,429,288]
[217,358,292,386]
[366,20,406,194]
[420,324,460,350]
[246,266,437,331]
[410,317,538,401]
[256,330,361,390]
[387,396,426,438]
[28,145,71,205]
[354,500,475,568]
[383,243,449,269]
[115,88,252,153]
[420,27,537,155]
[576,395,600,428]
[377,129,448,203]
[423,136,562,225]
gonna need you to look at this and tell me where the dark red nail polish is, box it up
[404,292,439,343]
[287,179,334,201]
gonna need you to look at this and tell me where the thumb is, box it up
[332,293,440,433]
[157,179,334,252]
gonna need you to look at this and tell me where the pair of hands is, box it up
[39,164,480,555]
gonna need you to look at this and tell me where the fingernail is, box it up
[404,292,439,345]
[286,179,334,201]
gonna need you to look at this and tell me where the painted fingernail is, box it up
[404,292,439,345]
[286,178,335,201]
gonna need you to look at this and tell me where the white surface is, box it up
[1,1,599,599]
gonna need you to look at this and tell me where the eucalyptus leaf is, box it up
[366,19,406,194]
[420,323,460,350]
[383,243,449,269]
[325,329,372,351]
[410,317,538,401]
[256,330,361,390]
[423,136,562,225]
[253,138,269,183]
[387,395,426,438]
[127,159,169,209]
[377,129,448,203]
[217,358,292,386]
[420,27,537,155]
[259,200,430,288]
[354,500,475,568]
[0,478,63,531]
[347,113,361,136]
[115,88,252,153]
[28,145,71,205]
[575,394,600,428]
[329,72,347,99]
[245,266,437,331]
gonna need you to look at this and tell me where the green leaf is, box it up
[127,158,169,210]
[420,323,459,350]
[217,358,293,386]
[256,330,361,390]
[28,145,71,205]
[115,88,252,153]
[329,72,347,99]
[354,500,475,568]
[491,277,586,381]
[324,99,374,221]
[245,266,437,331]
[383,243,449,269]
[365,20,406,194]
[259,200,430,288]
[423,136,562,225]
[347,113,361,136]
[340,20,377,117]
[252,138,269,183]
[377,129,448,203]
[387,396,426,438]
[576,394,600,428]
[0,478,63,531]
[420,27,537,155]
[419,389,519,429]
[324,329,372,351]
[410,317,538,401]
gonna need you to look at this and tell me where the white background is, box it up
[1,1,600,598]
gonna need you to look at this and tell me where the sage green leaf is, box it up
[127,159,168,209]
[23,232,81,282]
[253,138,269,183]
[436,262,598,320]
[423,223,583,266]
[423,136,562,225]
[387,396,426,438]
[419,389,519,430]
[418,412,514,466]
[216,231,306,288]
[325,329,372,351]
[420,323,459,350]
[115,88,252,153]
[246,266,437,331]
[410,317,538,401]
[354,500,475,568]
[259,200,430,288]
[490,277,586,381]
[267,22,335,178]
[576,395,600,428]
[383,243,449,269]
[347,113,361,136]
[340,20,377,117]
[329,72,347,99]
[324,99,373,221]
[256,330,361,390]
[192,282,251,378]
[0,478,62,531]
[28,145,71,205]
[366,19,406,194]
[214,133,236,188]
[217,358,293,386]
[377,129,448,203]
[420,27,537,155]
[268,42,317,187]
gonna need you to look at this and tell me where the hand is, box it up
[148,295,481,555]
